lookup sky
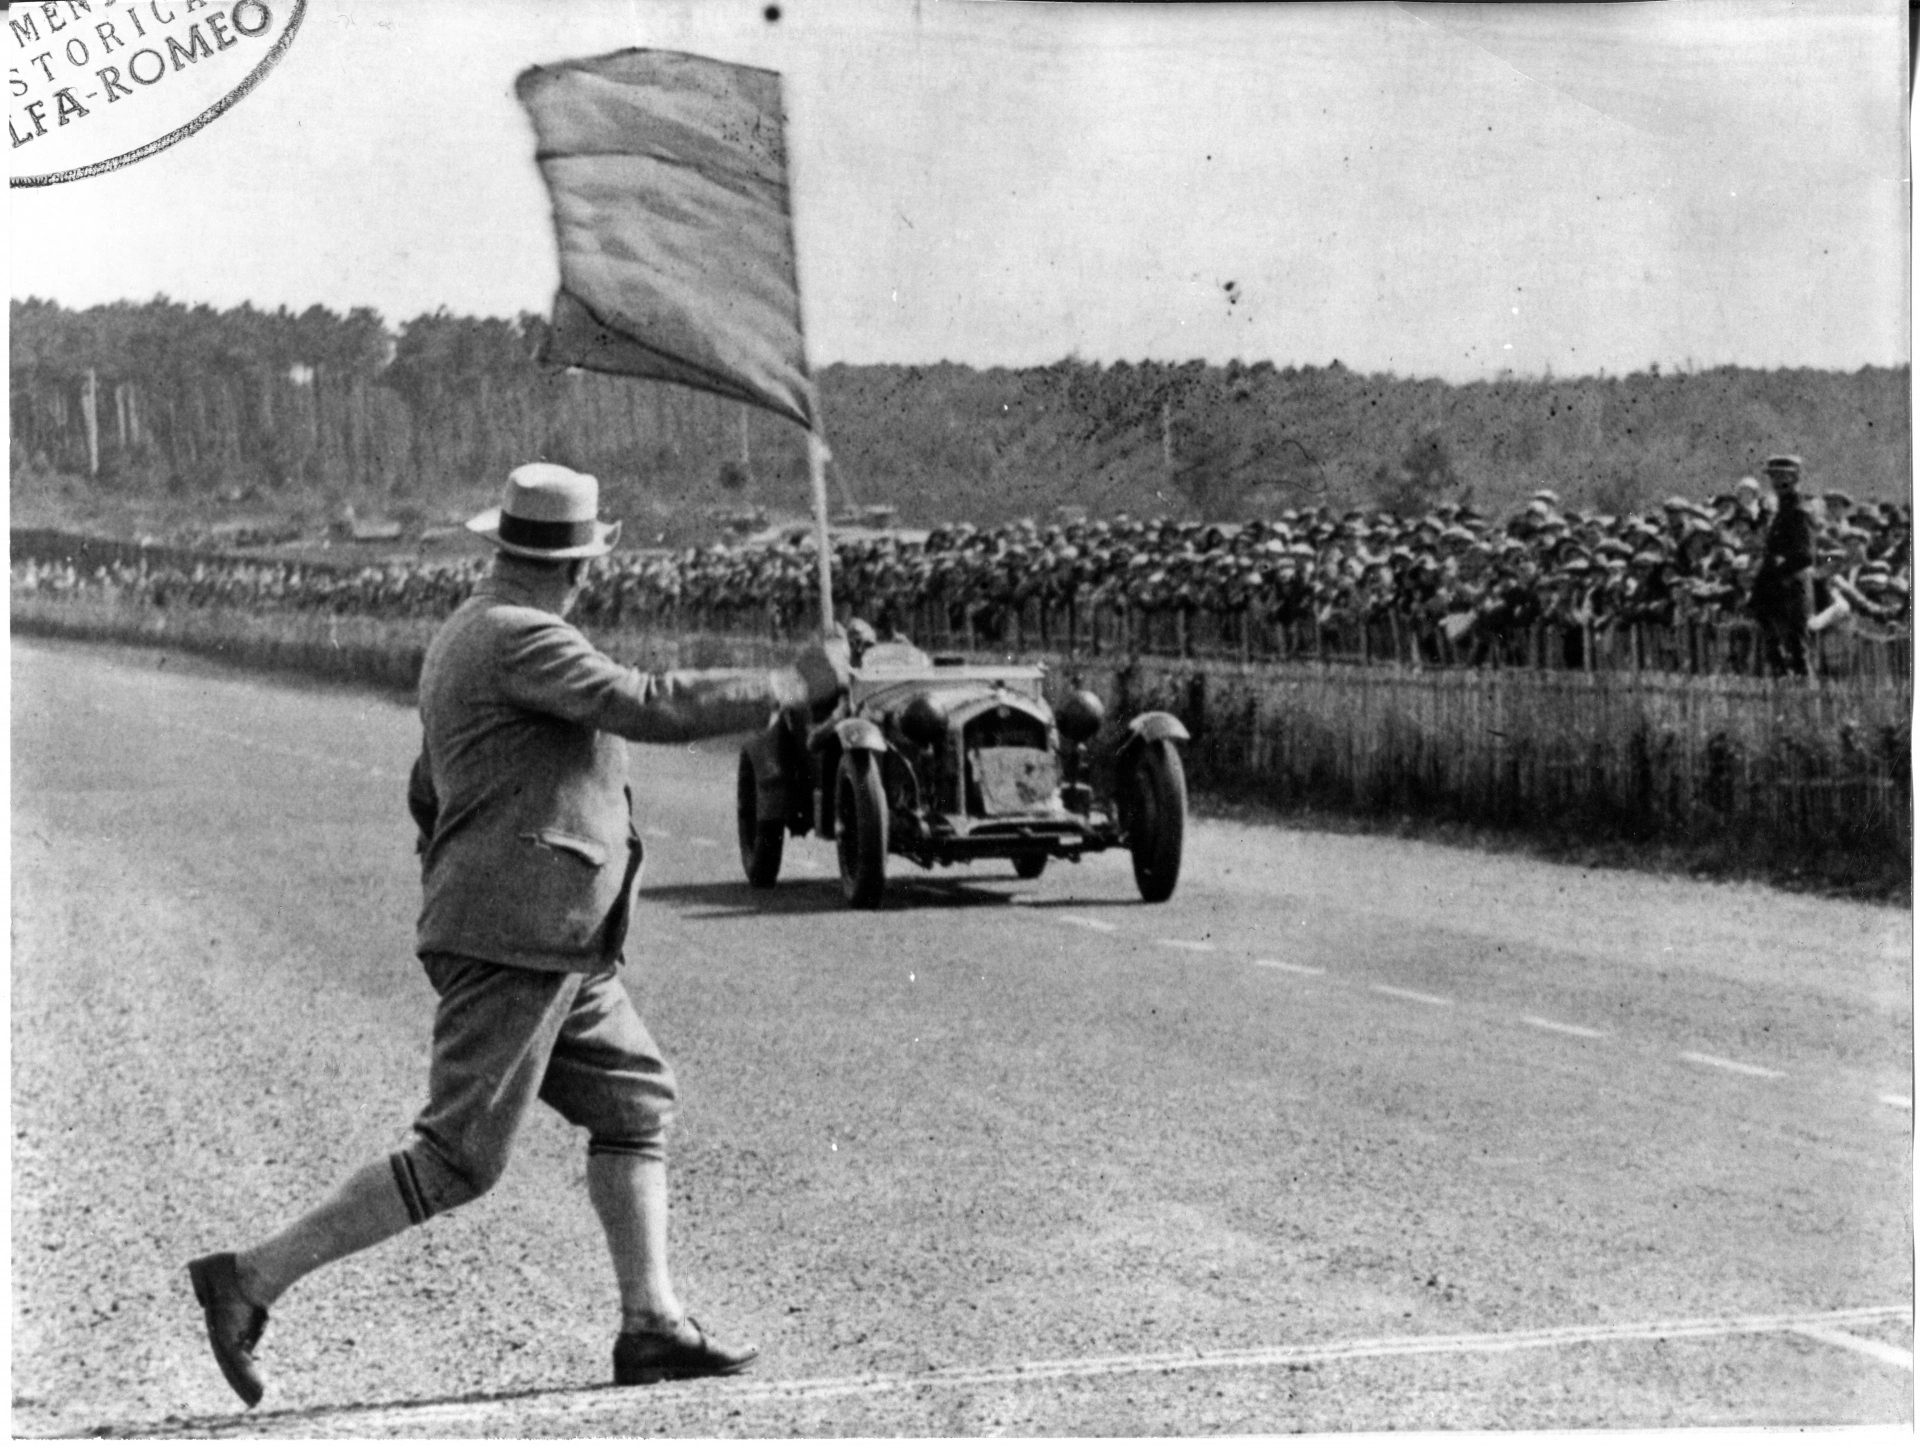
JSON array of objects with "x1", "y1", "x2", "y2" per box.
[{"x1": 7, "y1": 0, "x2": 1911, "y2": 381}]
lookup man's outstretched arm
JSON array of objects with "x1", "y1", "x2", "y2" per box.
[{"x1": 495, "y1": 614, "x2": 849, "y2": 742}]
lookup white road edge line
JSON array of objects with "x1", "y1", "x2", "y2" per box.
[
  {"x1": 1255, "y1": 959, "x2": 1324, "y2": 976},
  {"x1": 173, "y1": 1305, "x2": 1911, "y2": 1435},
  {"x1": 1790, "y1": 1324, "x2": 1915, "y2": 1372},
  {"x1": 1678, "y1": 1050, "x2": 1783, "y2": 1080},
  {"x1": 1056, "y1": 915, "x2": 1118, "y2": 933},
  {"x1": 1520, "y1": 1015, "x2": 1609, "y2": 1040},
  {"x1": 1371, "y1": 984, "x2": 1452, "y2": 1007},
  {"x1": 1157, "y1": 938, "x2": 1216, "y2": 952}
]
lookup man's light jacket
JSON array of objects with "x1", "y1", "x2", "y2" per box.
[{"x1": 408, "y1": 568, "x2": 800, "y2": 973}]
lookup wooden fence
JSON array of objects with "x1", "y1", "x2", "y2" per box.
[{"x1": 636, "y1": 594, "x2": 1912, "y2": 682}]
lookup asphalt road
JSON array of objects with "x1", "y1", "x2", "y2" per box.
[{"x1": 11, "y1": 636, "x2": 1913, "y2": 1437}]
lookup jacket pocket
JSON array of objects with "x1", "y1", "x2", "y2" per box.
[{"x1": 521, "y1": 828, "x2": 609, "y2": 869}]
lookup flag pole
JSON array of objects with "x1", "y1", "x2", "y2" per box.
[{"x1": 808, "y1": 430, "x2": 836, "y2": 635}]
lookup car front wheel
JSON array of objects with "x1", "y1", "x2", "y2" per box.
[
  {"x1": 1122, "y1": 739, "x2": 1186, "y2": 903},
  {"x1": 836, "y1": 751, "x2": 888, "y2": 908},
  {"x1": 737, "y1": 751, "x2": 784, "y2": 888}
]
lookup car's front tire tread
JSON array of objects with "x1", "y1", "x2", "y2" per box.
[
  {"x1": 836, "y1": 752, "x2": 888, "y2": 908},
  {"x1": 1124, "y1": 739, "x2": 1186, "y2": 903},
  {"x1": 737, "y1": 751, "x2": 784, "y2": 888}
]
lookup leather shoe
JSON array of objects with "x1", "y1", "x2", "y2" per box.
[
  {"x1": 187, "y1": 1252, "x2": 268, "y2": 1408},
  {"x1": 613, "y1": 1315, "x2": 757, "y2": 1385}
]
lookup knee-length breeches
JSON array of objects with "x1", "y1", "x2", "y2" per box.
[{"x1": 389, "y1": 953, "x2": 679, "y2": 1224}]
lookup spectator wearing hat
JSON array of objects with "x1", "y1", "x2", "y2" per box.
[
  {"x1": 186, "y1": 464, "x2": 850, "y2": 1407},
  {"x1": 1750, "y1": 454, "x2": 1816, "y2": 675},
  {"x1": 1810, "y1": 541, "x2": 1901, "y2": 635},
  {"x1": 1719, "y1": 476, "x2": 1768, "y2": 556}
]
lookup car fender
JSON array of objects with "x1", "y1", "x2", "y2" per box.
[
  {"x1": 834, "y1": 716, "x2": 889, "y2": 754},
  {"x1": 1118, "y1": 710, "x2": 1189, "y2": 762}
]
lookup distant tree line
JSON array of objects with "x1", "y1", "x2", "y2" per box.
[
  {"x1": 9, "y1": 297, "x2": 800, "y2": 530},
  {"x1": 10, "y1": 297, "x2": 1909, "y2": 533}
]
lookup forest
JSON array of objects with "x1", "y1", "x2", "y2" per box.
[{"x1": 10, "y1": 296, "x2": 1909, "y2": 548}]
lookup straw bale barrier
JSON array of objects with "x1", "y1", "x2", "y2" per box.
[
  {"x1": 12, "y1": 598, "x2": 440, "y2": 694},
  {"x1": 8, "y1": 596, "x2": 797, "y2": 687},
  {"x1": 14, "y1": 595, "x2": 1909, "y2": 875},
  {"x1": 1057, "y1": 654, "x2": 1910, "y2": 868}
]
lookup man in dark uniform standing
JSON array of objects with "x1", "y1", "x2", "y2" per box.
[
  {"x1": 187, "y1": 464, "x2": 849, "y2": 1405},
  {"x1": 1750, "y1": 453, "x2": 1817, "y2": 676}
]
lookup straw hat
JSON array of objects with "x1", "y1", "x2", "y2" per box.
[{"x1": 467, "y1": 463, "x2": 621, "y2": 559}]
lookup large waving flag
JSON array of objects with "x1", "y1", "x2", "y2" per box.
[{"x1": 515, "y1": 49, "x2": 817, "y2": 431}]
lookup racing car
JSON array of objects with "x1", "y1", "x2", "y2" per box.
[{"x1": 735, "y1": 638, "x2": 1189, "y2": 908}]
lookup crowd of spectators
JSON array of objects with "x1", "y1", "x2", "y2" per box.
[{"x1": 14, "y1": 481, "x2": 1911, "y2": 671}]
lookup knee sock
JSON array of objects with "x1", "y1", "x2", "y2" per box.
[
  {"x1": 233, "y1": 1158, "x2": 416, "y2": 1307},
  {"x1": 586, "y1": 1151, "x2": 683, "y2": 1332}
]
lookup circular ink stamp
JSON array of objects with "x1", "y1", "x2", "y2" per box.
[{"x1": 11, "y1": 0, "x2": 305, "y2": 187}]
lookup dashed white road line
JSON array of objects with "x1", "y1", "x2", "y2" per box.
[
  {"x1": 1028, "y1": 910, "x2": 1878, "y2": 1109},
  {"x1": 151, "y1": 1304, "x2": 1912, "y2": 1437},
  {"x1": 1679, "y1": 1051, "x2": 1783, "y2": 1080},
  {"x1": 1255, "y1": 958, "x2": 1324, "y2": 976},
  {"x1": 643, "y1": 827, "x2": 672, "y2": 839},
  {"x1": 688, "y1": 836, "x2": 719, "y2": 848},
  {"x1": 1521, "y1": 1015, "x2": 1609, "y2": 1040},
  {"x1": 1371, "y1": 983, "x2": 1452, "y2": 1007},
  {"x1": 1878, "y1": 1094, "x2": 1912, "y2": 1111},
  {"x1": 1790, "y1": 1323, "x2": 1915, "y2": 1372},
  {"x1": 1056, "y1": 914, "x2": 1117, "y2": 933}
]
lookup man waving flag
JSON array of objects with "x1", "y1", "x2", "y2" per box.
[{"x1": 180, "y1": 55, "x2": 855, "y2": 1412}]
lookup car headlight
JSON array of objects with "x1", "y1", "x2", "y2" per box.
[{"x1": 1056, "y1": 689, "x2": 1106, "y2": 743}]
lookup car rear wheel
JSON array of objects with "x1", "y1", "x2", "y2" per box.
[
  {"x1": 836, "y1": 751, "x2": 888, "y2": 908},
  {"x1": 737, "y1": 751, "x2": 784, "y2": 888},
  {"x1": 1013, "y1": 854, "x2": 1048, "y2": 880},
  {"x1": 1122, "y1": 739, "x2": 1186, "y2": 903}
]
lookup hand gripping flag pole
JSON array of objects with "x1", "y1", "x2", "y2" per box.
[{"x1": 517, "y1": 48, "x2": 838, "y2": 635}]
